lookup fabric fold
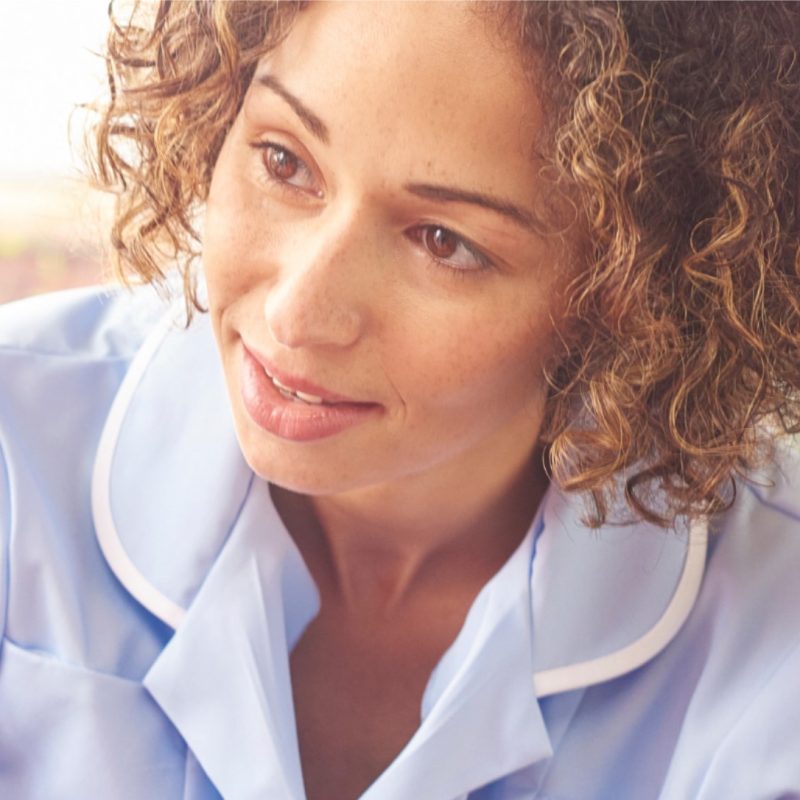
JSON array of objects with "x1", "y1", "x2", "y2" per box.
[{"x1": 143, "y1": 477, "x2": 320, "y2": 800}]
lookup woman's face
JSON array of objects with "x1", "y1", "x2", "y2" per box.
[{"x1": 203, "y1": 1, "x2": 568, "y2": 498}]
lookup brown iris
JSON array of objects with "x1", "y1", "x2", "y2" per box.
[
  {"x1": 266, "y1": 145, "x2": 298, "y2": 181},
  {"x1": 423, "y1": 226, "x2": 459, "y2": 260}
]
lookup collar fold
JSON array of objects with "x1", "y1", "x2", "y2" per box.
[{"x1": 142, "y1": 476, "x2": 319, "y2": 800}]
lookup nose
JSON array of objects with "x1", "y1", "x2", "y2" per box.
[{"x1": 264, "y1": 212, "x2": 372, "y2": 350}]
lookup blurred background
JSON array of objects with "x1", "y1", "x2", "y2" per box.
[{"x1": 0, "y1": 1, "x2": 112, "y2": 304}]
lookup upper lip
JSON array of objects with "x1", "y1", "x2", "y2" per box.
[{"x1": 243, "y1": 343, "x2": 372, "y2": 405}]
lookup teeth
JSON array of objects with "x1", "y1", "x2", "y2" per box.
[
  {"x1": 265, "y1": 368, "x2": 326, "y2": 405},
  {"x1": 295, "y1": 390, "x2": 324, "y2": 405},
  {"x1": 272, "y1": 375, "x2": 293, "y2": 393}
]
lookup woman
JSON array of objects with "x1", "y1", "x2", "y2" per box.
[{"x1": 1, "y1": 2, "x2": 799, "y2": 798}]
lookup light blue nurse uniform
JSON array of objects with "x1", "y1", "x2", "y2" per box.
[{"x1": 0, "y1": 285, "x2": 799, "y2": 799}]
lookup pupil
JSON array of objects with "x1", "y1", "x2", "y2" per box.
[
  {"x1": 269, "y1": 147, "x2": 297, "y2": 180},
  {"x1": 427, "y1": 227, "x2": 457, "y2": 259}
]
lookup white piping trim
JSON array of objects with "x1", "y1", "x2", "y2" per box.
[
  {"x1": 91, "y1": 305, "x2": 187, "y2": 630},
  {"x1": 532, "y1": 517, "x2": 708, "y2": 697}
]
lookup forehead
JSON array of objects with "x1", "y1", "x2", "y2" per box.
[{"x1": 252, "y1": 2, "x2": 542, "y2": 193}]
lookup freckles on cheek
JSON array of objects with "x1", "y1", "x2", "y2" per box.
[
  {"x1": 401, "y1": 323, "x2": 547, "y2": 411},
  {"x1": 206, "y1": 145, "x2": 265, "y2": 253},
  {"x1": 208, "y1": 199, "x2": 260, "y2": 257},
  {"x1": 205, "y1": 205, "x2": 265, "y2": 304}
]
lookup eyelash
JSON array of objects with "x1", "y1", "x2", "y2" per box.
[
  {"x1": 405, "y1": 225, "x2": 494, "y2": 279},
  {"x1": 249, "y1": 139, "x2": 495, "y2": 279},
  {"x1": 250, "y1": 139, "x2": 320, "y2": 198}
]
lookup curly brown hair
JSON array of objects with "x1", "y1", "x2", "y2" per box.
[{"x1": 90, "y1": 0, "x2": 800, "y2": 527}]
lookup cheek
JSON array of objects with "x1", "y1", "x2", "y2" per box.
[
  {"x1": 204, "y1": 165, "x2": 304, "y2": 300},
  {"x1": 202, "y1": 147, "x2": 269, "y2": 311},
  {"x1": 390, "y1": 309, "x2": 551, "y2": 416}
]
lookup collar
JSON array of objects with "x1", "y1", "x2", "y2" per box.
[
  {"x1": 91, "y1": 303, "x2": 707, "y2": 798},
  {"x1": 532, "y1": 489, "x2": 707, "y2": 696}
]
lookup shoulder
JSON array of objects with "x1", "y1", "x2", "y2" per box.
[
  {"x1": 671, "y1": 455, "x2": 800, "y2": 796},
  {"x1": 0, "y1": 282, "x2": 170, "y2": 361},
  {"x1": 704, "y1": 435, "x2": 800, "y2": 626},
  {"x1": 0, "y1": 284, "x2": 174, "y2": 501},
  {"x1": 709, "y1": 436, "x2": 800, "y2": 596},
  {"x1": 0, "y1": 284, "x2": 174, "y2": 644},
  {"x1": 743, "y1": 435, "x2": 800, "y2": 524},
  {"x1": 682, "y1": 436, "x2": 800, "y2": 751},
  {"x1": 0, "y1": 283, "x2": 175, "y2": 466}
]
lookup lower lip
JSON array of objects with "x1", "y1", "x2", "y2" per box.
[{"x1": 239, "y1": 346, "x2": 382, "y2": 442}]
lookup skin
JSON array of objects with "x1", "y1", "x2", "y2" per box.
[{"x1": 202, "y1": 2, "x2": 569, "y2": 797}]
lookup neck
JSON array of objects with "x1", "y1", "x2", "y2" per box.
[{"x1": 272, "y1": 444, "x2": 548, "y2": 614}]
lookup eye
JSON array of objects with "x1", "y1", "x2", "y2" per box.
[
  {"x1": 253, "y1": 141, "x2": 322, "y2": 197},
  {"x1": 267, "y1": 145, "x2": 298, "y2": 180},
  {"x1": 408, "y1": 224, "x2": 492, "y2": 272}
]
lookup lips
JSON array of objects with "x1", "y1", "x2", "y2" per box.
[
  {"x1": 239, "y1": 343, "x2": 382, "y2": 442},
  {"x1": 244, "y1": 344, "x2": 364, "y2": 405}
]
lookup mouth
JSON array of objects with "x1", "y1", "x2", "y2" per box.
[
  {"x1": 265, "y1": 372, "x2": 328, "y2": 406},
  {"x1": 244, "y1": 343, "x2": 366, "y2": 405},
  {"x1": 238, "y1": 342, "x2": 382, "y2": 442}
]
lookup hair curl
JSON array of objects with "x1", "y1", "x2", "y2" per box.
[{"x1": 90, "y1": 0, "x2": 800, "y2": 527}]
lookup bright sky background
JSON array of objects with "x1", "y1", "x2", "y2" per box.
[{"x1": 0, "y1": 1, "x2": 110, "y2": 179}]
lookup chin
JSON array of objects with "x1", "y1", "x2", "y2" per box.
[{"x1": 236, "y1": 436, "x2": 362, "y2": 497}]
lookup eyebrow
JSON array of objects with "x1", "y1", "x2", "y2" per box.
[
  {"x1": 254, "y1": 73, "x2": 330, "y2": 145},
  {"x1": 403, "y1": 182, "x2": 545, "y2": 236},
  {"x1": 254, "y1": 73, "x2": 543, "y2": 236}
]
